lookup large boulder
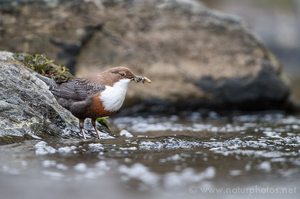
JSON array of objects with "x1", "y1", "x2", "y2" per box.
[
  {"x1": 0, "y1": 0, "x2": 292, "y2": 110},
  {"x1": 0, "y1": 52, "x2": 78, "y2": 142}
]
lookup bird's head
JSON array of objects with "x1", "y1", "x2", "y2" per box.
[{"x1": 106, "y1": 67, "x2": 151, "y2": 84}]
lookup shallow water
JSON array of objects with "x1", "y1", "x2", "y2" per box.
[{"x1": 0, "y1": 112, "x2": 299, "y2": 199}]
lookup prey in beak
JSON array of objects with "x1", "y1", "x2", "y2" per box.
[{"x1": 132, "y1": 75, "x2": 152, "y2": 84}]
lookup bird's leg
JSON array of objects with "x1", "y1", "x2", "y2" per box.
[
  {"x1": 79, "y1": 119, "x2": 87, "y2": 139},
  {"x1": 92, "y1": 120, "x2": 101, "y2": 139}
]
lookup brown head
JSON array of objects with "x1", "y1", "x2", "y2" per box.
[{"x1": 92, "y1": 66, "x2": 151, "y2": 86}]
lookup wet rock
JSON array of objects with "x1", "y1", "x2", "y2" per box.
[
  {"x1": 0, "y1": 51, "x2": 78, "y2": 142},
  {"x1": 0, "y1": 0, "x2": 292, "y2": 111}
]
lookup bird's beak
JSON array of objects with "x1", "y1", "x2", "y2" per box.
[{"x1": 132, "y1": 75, "x2": 152, "y2": 84}]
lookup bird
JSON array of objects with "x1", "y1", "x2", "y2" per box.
[{"x1": 37, "y1": 66, "x2": 151, "y2": 139}]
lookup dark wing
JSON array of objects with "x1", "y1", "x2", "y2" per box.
[{"x1": 51, "y1": 78, "x2": 105, "y2": 101}]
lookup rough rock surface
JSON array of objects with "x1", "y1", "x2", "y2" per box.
[
  {"x1": 0, "y1": 0, "x2": 291, "y2": 110},
  {"x1": 0, "y1": 51, "x2": 78, "y2": 141}
]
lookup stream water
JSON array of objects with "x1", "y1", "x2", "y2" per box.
[{"x1": 0, "y1": 111, "x2": 299, "y2": 199}]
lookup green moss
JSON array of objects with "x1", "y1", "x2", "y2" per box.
[
  {"x1": 266, "y1": 50, "x2": 279, "y2": 66},
  {"x1": 14, "y1": 53, "x2": 74, "y2": 83},
  {"x1": 96, "y1": 117, "x2": 110, "y2": 129}
]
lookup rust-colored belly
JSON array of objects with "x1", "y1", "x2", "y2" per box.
[{"x1": 85, "y1": 94, "x2": 113, "y2": 119}]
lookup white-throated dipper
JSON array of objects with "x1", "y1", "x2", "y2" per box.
[{"x1": 38, "y1": 67, "x2": 151, "y2": 139}]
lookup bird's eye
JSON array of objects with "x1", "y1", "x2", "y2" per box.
[{"x1": 120, "y1": 73, "x2": 125, "y2": 77}]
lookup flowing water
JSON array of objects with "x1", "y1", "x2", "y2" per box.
[{"x1": 0, "y1": 111, "x2": 299, "y2": 199}]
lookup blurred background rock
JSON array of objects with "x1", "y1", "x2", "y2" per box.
[
  {"x1": 0, "y1": 0, "x2": 299, "y2": 111},
  {"x1": 203, "y1": 0, "x2": 300, "y2": 100}
]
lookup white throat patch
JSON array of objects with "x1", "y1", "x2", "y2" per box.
[{"x1": 100, "y1": 79, "x2": 130, "y2": 112}]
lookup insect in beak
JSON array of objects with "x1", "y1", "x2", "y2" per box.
[{"x1": 132, "y1": 75, "x2": 152, "y2": 84}]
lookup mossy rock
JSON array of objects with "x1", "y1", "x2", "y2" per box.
[
  {"x1": 14, "y1": 53, "x2": 74, "y2": 83},
  {"x1": 13, "y1": 52, "x2": 111, "y2": 132}
]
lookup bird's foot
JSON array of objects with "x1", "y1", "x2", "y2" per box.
[
  {"x1": 94, "y1": 129, "x2": 101, "y2": 139},
  {"x1": 92, "y1": 117, "x2": 112, "y2": 139},
  {"x1": 79, "y1": 120, "x2": 87, "y2": 139},
  {"x1": 81, "y1": 129, "x2": 87, "y2": 139}
]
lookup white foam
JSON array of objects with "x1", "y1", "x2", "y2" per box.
[
  {"x1": 95, "y1": 161, "x2": 110, "y2": 171},
  {"x1": 58, "y1": 146, "x2": 77, "y2": 155},
  {"x1": 119, "y1": 163, "x2": 159, "y2": 187},
  {"x1": 42, "y1": 160, "x2": 57, "y2": 168},
  {"x1": 229, "y1": 170, "x2": 242, "y2": 176},
  {"x1": 74, "y1": 163, "x2": 87, "y2": 172},
  {"x1": 257, "y1": 161, "x2": 271, "y2": 172},
  {"x1": 263, "y1": 131, "x2": 281, "y2": 138},
  {"x1": 35, "y1": 141, "x2": 56, "y2": 155},
  {"x1": 88, "y1": 143, "x2": 104, "y2": 152},
  {"x1": 120, "y1": 129, "x2": 133, "y2": 138},
  {"x1": 164, "y1": 167, "x2": 215, "y2": 188}
]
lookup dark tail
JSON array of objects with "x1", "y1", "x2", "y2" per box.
[{"x1": 35, "y1": 73, "x2": 57, "y2": 88}]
